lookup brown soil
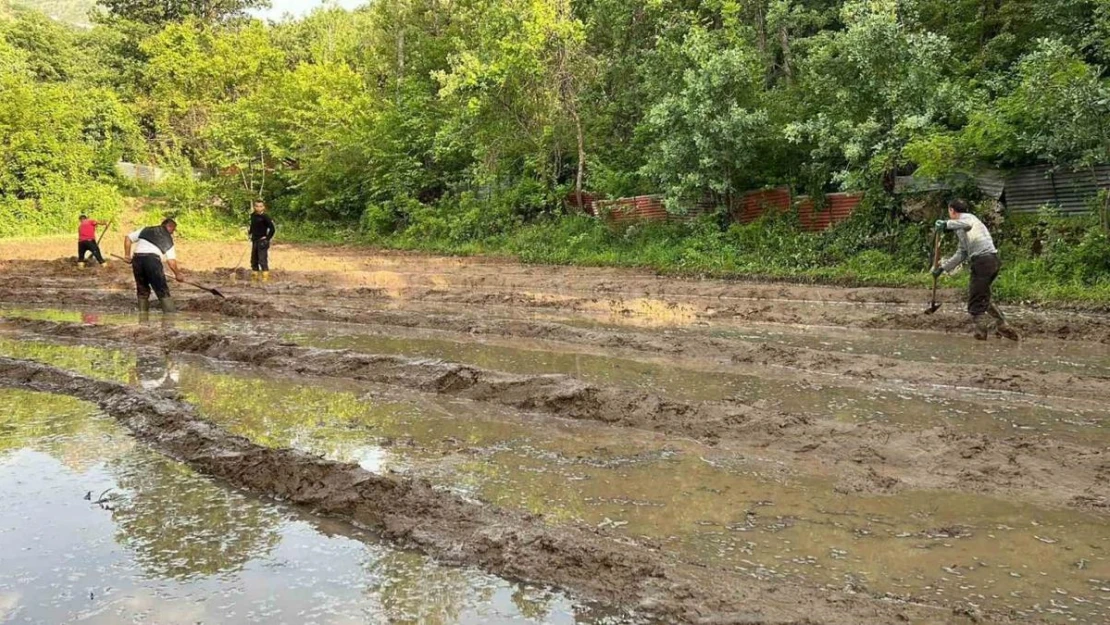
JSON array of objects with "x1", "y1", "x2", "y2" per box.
[
  {"x1": 6, "y1": 317, "x2": 1108, "y2": 512},
  {"x1": 2, "y1": 252, "x2": 1109, "y2": 343},
  {"x1": 0, "y1": 355, "x2": 954, "y2": 625},
  {"x1": 2, "y1": 244, "x2": 1107, "y2": 624}
]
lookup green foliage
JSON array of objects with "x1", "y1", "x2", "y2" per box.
[
  {"x1": 0, "y1": 13, "x2": 136, "y2": 237},
  {"x1": 96, "y1": 0, "x2": 268, "y2": 26},
  {"x1": 639, "y1": 27, "x2": 774, "y2": 205},
  {"x1": 2, "y1": 1, "x2": 1109, "y2": 301}
]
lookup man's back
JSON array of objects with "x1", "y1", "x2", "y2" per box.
[{"x1": 78, "y1": 219, "x2": 97, "y2": 241}]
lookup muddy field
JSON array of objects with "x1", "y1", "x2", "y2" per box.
[{"x1": 1, "y1": 238, "x2": 1109, "y2": 624}]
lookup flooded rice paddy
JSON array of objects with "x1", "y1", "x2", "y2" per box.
[
  {"x1": 2, "y1": 249, "x2": 1109, "y2": 624},
  {"x1": 1, "y1": 335, "x2": 1108, "y2": 623},
  {"x1": 0, "y1": 388, "x2": 642, "y2": 625}
]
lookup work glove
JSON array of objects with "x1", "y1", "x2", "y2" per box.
[
  {"x1": 934, "y1": 220, "x2": 947, "y2": 232},
  {"x1": 931, "y1": 266, "x2": 944, "y2": 278}
]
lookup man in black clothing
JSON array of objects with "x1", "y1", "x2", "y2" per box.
[
  {"x1": 249, "y1": 200, "x2": 276, "y2": 283},
  {"x1": 124, "y1": 218, "x2": 183, "y2": 314}
]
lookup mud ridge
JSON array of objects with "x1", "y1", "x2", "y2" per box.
[
  {"x1": 320, "y1": 305, "x2": 1110, "y2": 400},
  {"x1": 6, "y1": 317, "x2": 1108, "y2": 509},
  {"x1": 0, "y1": 356, "x2": 923, "y2": 625}
]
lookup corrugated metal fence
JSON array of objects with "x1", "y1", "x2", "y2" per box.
[
  {"x1": 594, "y1": 187, "x2": 863, "y2": 232},
  {"x1": 594, "y1": 195, "x2": 714, "y2": 224},
  {"x1": 795, "y1": 194, "x2": 863, "y2": 231},
  {"x1": 1004, "y1": 165, "x2": 1110, "y2": 214},
  {"x1": 732, "y1": 187, "x2": 792, "y2": 223},
  {"x1": 115, "y1": 162, "x2": 168, "y2": 184}
]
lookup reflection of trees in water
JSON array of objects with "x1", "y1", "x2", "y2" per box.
[
  {"x1": 510, "y1": 586, "x2": 558, "y2": 621},
  {"x1": 129, "y1": 352, "x2": 180, "y2": 391},
  {"x1": 365, "y1": 550, "x2": 491, "y2": 625},
  {"x1": 0, "y1": 337, "x2": 134, "y2": 382},
  {"x1": 176, "y1": 365, "x2": 407, "y2": 458},
  {"x1": 108, "y1": 453, "x2": 282, "y2": 580},
  {"x1": 0, "y1": 389, "x2": 128, "y2": 472}
]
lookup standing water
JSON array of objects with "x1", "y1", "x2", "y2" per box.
[{"x1": 0, "y1": 389, "x2": 645, "y2": 625}]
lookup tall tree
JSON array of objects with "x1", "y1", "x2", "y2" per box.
[{"x1": 96, "y1": 0, "x2": 270, "y2": 26}]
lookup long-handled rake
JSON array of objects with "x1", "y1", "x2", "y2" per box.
[
  {"x1": 111, "y1": 254, "x2": 226, "y2": 299},
  {"x1": 925, "y1": 230, "x2": 942, "y2": 315}
]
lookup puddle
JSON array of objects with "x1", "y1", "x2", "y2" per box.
[
  {"x1": 0, "y1": 389, "x2": 645, "y2": 625},
  {"x1": 159, "y1": 358, "x2": 1110, "y2": 622},
  {"x1": 3, "y1": 309, "x2": 1108, "y2": 446},
  {"x1": 3, "y1": 337, "x2": 1110, "y2": 621},
  {"x1": 285, "y1": 328, "x2": 1110, "y2": 445},
  {"x1": 702, "y1": 323, "x2": 1110, "y2": 377}
]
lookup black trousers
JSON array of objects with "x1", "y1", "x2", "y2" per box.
[
  {"x1": 132, "y1": 254, "x2": 170, "y2": 300},
  {"x1": 78, "y1": 240, "x2": 105, "y2": 264},
  {"x1": 251, "y1": 239, "x2": 270, "y2": 271},
  {"x1": 968, "y1": 253, "x2": 1000, "y2": 316}
]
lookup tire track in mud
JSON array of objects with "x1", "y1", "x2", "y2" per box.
[
  {"x1": 177, "y1": 296, "x2": 1110, "y2": 401},
  {"x1": 7, "y1": 275, "x2": 1110, "y2": 397},
  {"x1": 6, "y1": 317, "x2": 1108, "y2": 510},
  {"x1": 0, "y1": 356, "x2": 932, "y2": 625}
]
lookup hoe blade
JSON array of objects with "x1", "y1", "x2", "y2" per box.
[{"x1": 925, "y1": 303, "x2": 942, "y2": 315}]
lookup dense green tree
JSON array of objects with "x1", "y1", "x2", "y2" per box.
[
  {"x1": 4, "y1": 0, "x2": 1110, "y2": 244},
  {"x1": 96, "y1": 0, "x2": 269, "y2": 26}
]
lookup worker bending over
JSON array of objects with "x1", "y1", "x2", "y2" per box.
[
  {"x1": 933, "y1": 199, "x2": 1020, "y2": 341},
  {"x1": 124, "y1": 218, "x2": 183, "y2": 314}
]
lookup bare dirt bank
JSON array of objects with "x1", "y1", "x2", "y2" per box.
[{"x1": 2, "y1": 252, "x2": 1110, "y2": 343}]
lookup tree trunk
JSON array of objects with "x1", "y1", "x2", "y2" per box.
[
  {"x1": 572, "y1": 105, "x2": 586, "y2": 212},
  {"x1": 396, "y1": 26, "x2": 405, "y2": 106},
  {"x1": 779, "y1": 24, "x2": 792, "y2": 82}
]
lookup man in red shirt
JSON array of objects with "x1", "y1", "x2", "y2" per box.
[{"x1": 77, "y1": 215, "x2": 108, "y2": 266}]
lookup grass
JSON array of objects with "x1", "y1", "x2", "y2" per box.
[{"x1": 10, "y1": 184, "x2": 1107, "y2": 306}]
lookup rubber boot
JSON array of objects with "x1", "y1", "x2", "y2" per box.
[
  {"x1": 137, "y1": 297, "x2": 150, "y2": 313},
  {"x1": 972, "y1": 314, "x2": 992, "y2": 341},
  {"x1": 251, "y1": 271, "x2": 261, "y2": 285},
  {"x1": 262, "y1": 271, "x2": 270, "y2": 283},
  {"x1": 988, "y1": 303, "x2": 1021, "y2": 341},
  {"x1": 159, "y1": 297, "x2": 177, "y2": 314},
  {"x1": 77, "y1": 261, "x2": 86, "y2": 269}
]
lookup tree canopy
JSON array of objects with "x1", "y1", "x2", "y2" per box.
[{"x1": 3, "y1": 0, "x2": 1110, "y2": 227}]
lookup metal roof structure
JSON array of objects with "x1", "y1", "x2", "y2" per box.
[
  {"x1": 1003, "y1": 164, "x2": 1110, "y2": 214},
  {"x1": 896, "y1": 165, "x2": 1109, "y2": 214}
]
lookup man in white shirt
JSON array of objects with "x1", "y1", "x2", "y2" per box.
[
  {"x1": 124, "y1": 218, "x2": 184, "y2": 314},
  {"x1": 932, "y1": 199, "x2": 1020, "y2": 341}
]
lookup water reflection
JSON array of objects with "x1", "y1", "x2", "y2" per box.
[
  {"x1": 295, "y1": 329, "x2": 1110, "y2": 445},
  {"x1": 4, "y1": 337, "x2": 1110, "y2": 622},
  {"x1": 0, "y1": 389, "x2": 644, "y2": 624},
  {"x1": 168, "y1": 364, "x2": 1110, "y2": 623}
]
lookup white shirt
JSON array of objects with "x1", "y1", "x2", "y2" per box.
[{"x1": 128, "y1": 229, "x2": 176, "y2": 260}]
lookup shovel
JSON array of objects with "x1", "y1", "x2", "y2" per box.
[
  {"x1": 111, "y1": 254, "x2": 226, "y2": 299},
  {"x1": 925, "y1": 230, "x2": 942, "y2": 315},
  {"x1": 96, "y1": 220, "x2": 112, "y2": 247}
]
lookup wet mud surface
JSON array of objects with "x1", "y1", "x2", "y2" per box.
[
  {"x1": 0, "y1": 389, "x2": 624, "y2": 625},
  {"x1": 3, "y1": 334, "x2": 1109, "y2": 624},
  {"x1": 4, "y1": 317, "x2": 1107, "y2": 511},
  {"x1": 3, "y1": 247, "x2": 1110, "y2": 624},
  {"x1": 0, "y1": 357, "x2": 958, "y2": 625}
]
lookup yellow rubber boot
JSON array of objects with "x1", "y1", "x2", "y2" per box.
[
  {"x1": 251, "y1": 271, "x2": 261, "y2": 285},
  {"x1": 262, "y1": 271, "x2": 270, "y2": 283}
]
